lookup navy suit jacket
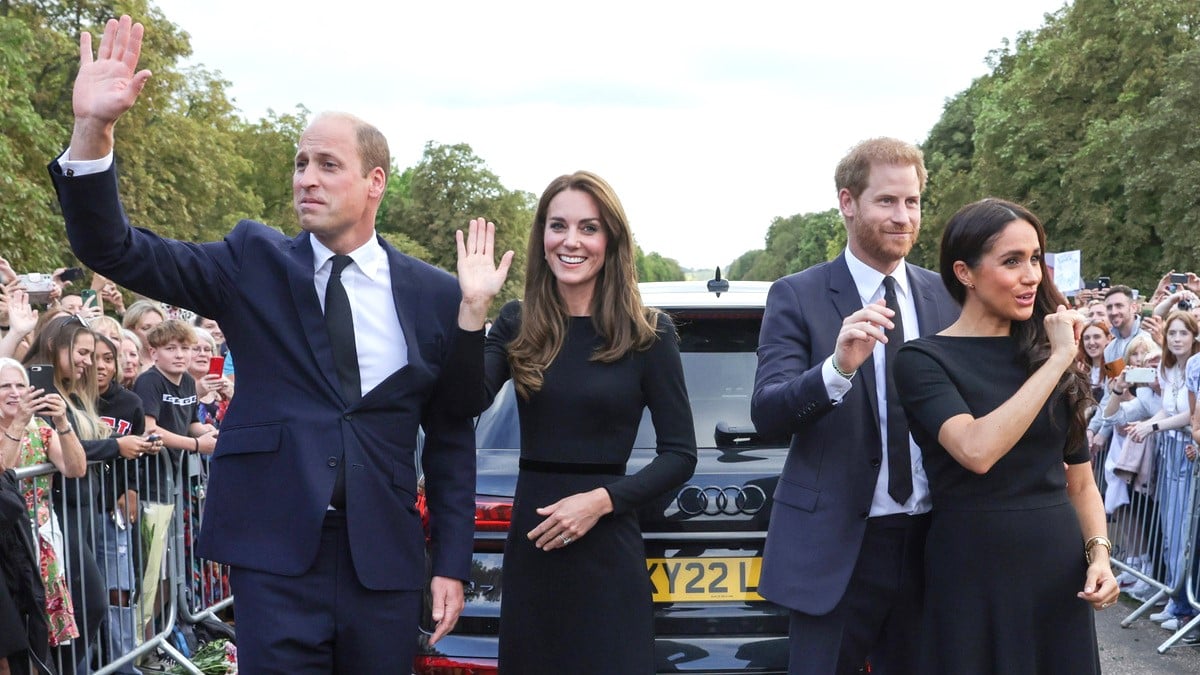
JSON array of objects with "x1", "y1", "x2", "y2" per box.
[
  {"x1": 49, "y1": 161, "x2": 476, "y2": 591},
  {"x1": 751, "y1": 253, "x2": 957, "y2": 615}
]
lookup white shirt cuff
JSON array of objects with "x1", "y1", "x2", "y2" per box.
[
  {"x1": 822, "y1": 356, "x2": 853, "y2": 402},
  {"x1": 58, "y1": 148, "x2": 114, "y2": 177}
]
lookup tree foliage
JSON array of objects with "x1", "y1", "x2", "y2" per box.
[
  {"x1": 727, "y1": 209, "x2": 843, "y2": 281},
  {"x1": 920, "y1": 0, "x2": 1200, "y2": 291},
  {"x1": 635, "y1": 248, "x2": 685, "y2": 282},
  {"x1": 382, "y1": 141, "x2": 534, "y2": 304},
  {"x1": 728, "y1": 0, "x2": 1200, "y2": 292}
]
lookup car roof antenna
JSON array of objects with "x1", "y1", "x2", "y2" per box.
[{"x1": 707, "y1": 267, "x2": 730, "y2": 297}]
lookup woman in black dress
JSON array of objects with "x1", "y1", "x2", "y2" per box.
[
  {"x1": 893, "y1": 198, "x2": 1119, "y2": 673},
  {"x1": 456, "y1": 171, "x2": 697, "y2": 673}
]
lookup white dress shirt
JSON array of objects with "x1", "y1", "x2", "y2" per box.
[
  {"x1": 310, "y1": 236, "x2": 407, "y2": 396},
  {"x1": 822, "y1": 248, "x2": 931, "y2": 517}
]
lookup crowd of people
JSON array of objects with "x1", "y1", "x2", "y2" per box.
[
  {"x1": 1077, "y1": 277, "x2": 1200, "y2": 639},
  {"x1": 0, "y1": 268, "x2": 234, "y2": 674}
]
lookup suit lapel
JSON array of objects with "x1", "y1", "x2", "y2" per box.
[
  {"x1": 828, "y1": 254, "x2": 880, "y2": 428},
  {"x1": 908, "y1": 268, "x2": 944, "y2": 337},
  {"x1": 284, "y1": 232, "x2": 345, "y2": 401},
  {"x1": 381, "y1": 237, "x2": 422, "y2": 370}
]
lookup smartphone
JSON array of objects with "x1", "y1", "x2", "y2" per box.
[
  {"x1": 1170, "y1": 272, "x2": 1188, "y2": 284},
  {"x1": 1103, "y1": 358, "x2": 1125, "y2": 380},
  {"x1": 1097, "y1": 276, "x2": 1111, "y2": 289},
  {"x1": 58, "y1": 267, "x2": 85, "y2": 283},
  {"x1": 208, "y1": 356, "x2": 225, "y2": 376},
  {"x1": 27, "y1": 363, "x2": 56, "y2": 394},
  {"x1": 1125, "y1": 367, "x2": 1157, "y2": 384},
  {"x1": 80, "y1": 288, "x2": 98, "y2": 307}
]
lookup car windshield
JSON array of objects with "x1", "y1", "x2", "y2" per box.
[{"x1": 475, "y1": 310, "x2": 773, "y2": 450}]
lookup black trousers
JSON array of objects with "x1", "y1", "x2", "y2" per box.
[
  {"x1": 229, "y1": 510, "x2": 422, "y2": 674},
  {"x1": 787, "y1": 513, "x2": 929, "y2": 675}
]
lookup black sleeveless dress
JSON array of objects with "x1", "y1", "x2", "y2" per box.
[
  {"x1": 484, "y1": 301, "x2": 696, "y2": 674},
  {"x1": 894, "y1": 335, "x2": 1100, "y2": 674}
]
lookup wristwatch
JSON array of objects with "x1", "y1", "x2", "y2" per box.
[{"x1": 1152, "y1": 422, "x2": 1160, "y2": 432}]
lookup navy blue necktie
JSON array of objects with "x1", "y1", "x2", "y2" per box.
[
  {"x1": 883, "y1": 276, "x2": 913, "y2": 504},
  {"x1": 325, "y1": 254, "x2": 359, "y2": 508}
]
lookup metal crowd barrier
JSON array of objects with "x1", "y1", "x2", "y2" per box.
[
  {"x1": 11, "y1": 443, "x2": 235, "y2": 675},
  {"x1": 1094, "y1": 428, "x2": 1200, "y2": 653}
]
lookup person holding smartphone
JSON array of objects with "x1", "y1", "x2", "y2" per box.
[
  {"x1": 188, "y1": 328, "x2": 233, "y2": 427},
  {"x1": 0, "y1": 356, "x2": 88, "y2": 652},
  {"x1": 22, "y1": 315, "x2": 159, "y2": 671}
]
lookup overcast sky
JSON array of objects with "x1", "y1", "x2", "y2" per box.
[{"x1": 151, "y1": 0, "x2": 1068, "y2": 270}]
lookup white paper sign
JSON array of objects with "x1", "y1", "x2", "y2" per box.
[{"x1": 1047, "y1": 250, "x2": 1082, "y2": 295}]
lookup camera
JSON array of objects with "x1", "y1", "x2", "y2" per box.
[
  {"x1": 1179, "y1": 298, "x2": 1193, "y2": 311},
  {"x1": 16, "y1": 273, "x2": 55, "y2": 305},
  {"x1": 1097, "y1": 276, "x2": 1111, "y2": 289},
  {"x1": 1169, "y1": 272, "x2": 1188, "y2": 284}
]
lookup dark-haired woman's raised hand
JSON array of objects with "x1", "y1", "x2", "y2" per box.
[{"x1": 1045, "y1": 305, "x2": 1085, "y2": 369}]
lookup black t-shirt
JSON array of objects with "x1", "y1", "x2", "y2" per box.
[
  {"x1": 133, "y1": 367, "x2": 198, "y2": 501},
  {"x1": 99, "y1": 380, "x2": 146, "y2": 438},
  {"x1": 98, "y1": 381, "x2": 147, "y2": 501},
  {"x1": 134, "y1": 367, "x2": 198, "y2": 438}
]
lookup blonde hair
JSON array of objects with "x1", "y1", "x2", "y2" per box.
[{"x1": 0, "y1": 359, "x2": 34, "y2": 433}]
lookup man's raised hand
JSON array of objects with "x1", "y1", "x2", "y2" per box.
[{"x1": 70, "y1": 15, "x2": 153, "y2": 160}]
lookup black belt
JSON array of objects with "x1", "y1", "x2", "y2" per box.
[
  {"x1": 868, "y1": 512, "x2": 930, "y2": 529},
  {"x1": 519, "y1": 458, "x2": 626, "y2": 476}
]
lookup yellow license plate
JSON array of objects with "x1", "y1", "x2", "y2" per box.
[{"x1": 646, "y1": 556, "x2": 763, "y2": 602}]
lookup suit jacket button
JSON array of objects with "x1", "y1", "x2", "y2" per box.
[
  {"x1": 327, "y1": 457, "x2": 338, "y2": 467},
  {"x1": 343, "y1": 413, "x2": 352, "y2": 421},
  {"x1": 870, "y1": 458, "x2": 881, "y2": 468},
  {"x1": 860, "y1": 511, "x2": 869, "y2": 520}
]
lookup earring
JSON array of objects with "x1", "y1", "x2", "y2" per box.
[{"x1": 967, "y1": 283, "x2": 976, "y2": 290}]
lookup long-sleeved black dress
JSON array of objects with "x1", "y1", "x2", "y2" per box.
[
  {"x1": 894, "y1": 335, "x2": 1100, "y2": 674},
  {"x1": 485, "y1": 301, "x2": 697, "y2": 674}
]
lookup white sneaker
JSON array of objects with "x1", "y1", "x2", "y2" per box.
[
  {"x1": 1128, "y1": 580, "x2": 1154, "y2": 601},
  {"x1": 1149, "y1": 610, "x2": 1174, "y2": 622},
  {"x1": 1161, "y1": 617, "x2": 1188, "y2": 631}
]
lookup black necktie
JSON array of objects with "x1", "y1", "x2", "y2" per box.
[
  {"x1": 325, "y1": 254, "x2": 359, "y2": 508},
  {"x1": 883, "y1": 276, "x2": 913, "y2": 504}
]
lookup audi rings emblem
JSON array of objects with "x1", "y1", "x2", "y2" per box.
[{"x1": 677, "y1": 485, "x2": 766, "y2": 516}]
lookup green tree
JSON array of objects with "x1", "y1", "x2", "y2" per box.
[
  {"x1": 727, "y1": 250, "x2": 764, "y2": 281},
  {"x1": 233, "y1": 105, "x2": 310, "y2": 230},
  {"x1": 635, "y1": 249, "x2": 685, "y2": 282},
  {"x1": 388, "y1": 142, "x2": 533, "y2": 303},
  {"x1": 0, "y1": 15, "x2": 69, "y2": 271},
  {"x1": 921, "y1": 0, "x2": 1200, "y2": 292},
  {"x1": 730, "y1": 209, "x2": 843, "y2": 281}
]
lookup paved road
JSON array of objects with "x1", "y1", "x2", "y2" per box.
[{"x1": 1098, "y1": 596, "x2": 1200, "y2": 674}]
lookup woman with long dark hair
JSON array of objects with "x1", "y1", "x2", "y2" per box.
[
  {"x1": 457, "y1": 171, "x2": 697, "y2": 673},
  {"x1": 894, "y1": 198, "x2": 1116, "y2": 673}
]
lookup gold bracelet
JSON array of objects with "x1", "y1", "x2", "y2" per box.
[{"x1": 1084, "y1": 535, "x2": 1112, "y2": 565}]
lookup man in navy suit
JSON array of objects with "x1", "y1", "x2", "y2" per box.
[
  {"x1": 48, "y1": 16, "x2": 502, "y2": 674},
  {"x1": 752, "y1": 138, "x2": 958, "y2": 674}
]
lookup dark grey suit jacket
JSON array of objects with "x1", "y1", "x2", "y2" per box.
[{"x1": 751, "y1": 253, "x2": 957, "y2": 614}]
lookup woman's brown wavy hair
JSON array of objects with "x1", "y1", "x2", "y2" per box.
[{"x1": 508, "y1": 171, "x2": 660, "y2": 399}]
